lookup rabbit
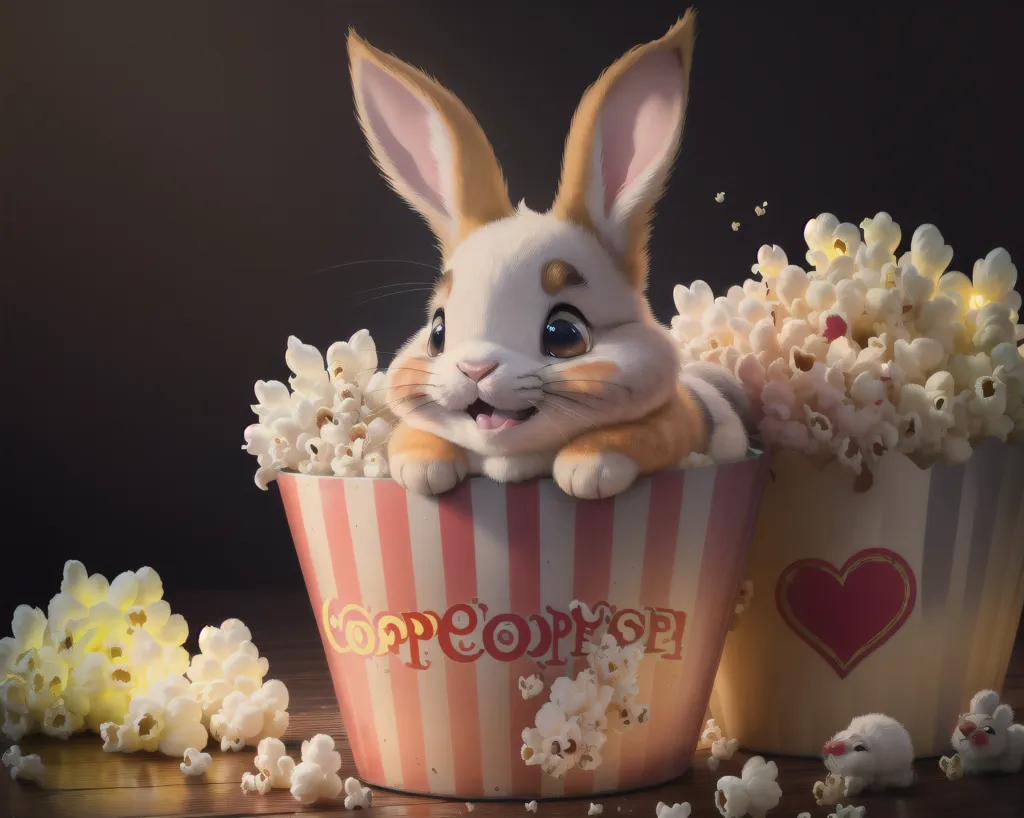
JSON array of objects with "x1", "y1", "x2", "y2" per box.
[
  {"x1": 939, "y1": 689, "x2": 1024, "y2": 777},
  {"x1": 346, "y1": 11, "x2": 751, "y2": 498},
  {"x1": 821, "y1": 713, "x2": 915, "y2": 796}
]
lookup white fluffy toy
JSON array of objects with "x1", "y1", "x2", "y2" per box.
[
  {"x1": 939, "y1": 689, "x2": 1024, "y2": 778},
  {"x1": 821, "y1": 713, "x2": 914, "y2": 795}
]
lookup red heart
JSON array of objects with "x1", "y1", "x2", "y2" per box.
[{"x1": 775, "y1": 548, "x2": 917, "y2": 679}]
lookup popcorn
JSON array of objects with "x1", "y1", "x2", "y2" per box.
[
  {"x1": 526, "y1": 801, "x2": 539, "y2": 812},
  {"x1": 344, "y1": 776, "x2": 374, "y2": 809},
  {"x1": 290, "y1": 734, "x2": 343, "y2": 805},
  {"x1": 672, "y1": 213, "x2": 1024, "y2": 486},
  {"x1": 754, "y1": 206, "x2": 766, "y2": 217},
  {"x1": 707, "y1": 737, "x2": 739, "y2": 771},
  {"x1": 702, "y1": 718, "x2": 724, "y2": 745},
  {"x1": 813, "y1": 773, "x2": 848, "y2": 806},
  {"x1": 656, "y1": 803, "x2": 692, "y2": 818},
  {"x1": 519, "y1": 674, "x2": 544, "y2": 700},
  {"x1": 830, "y1": 806, "x2": 867, "y2": 818},
  {"x1": 716, "y1": 192, "x2": 726, "y2": 203},
  {"x1": 100, "y1": 674, "x2": 208, "y2": 757},
  {"x1": 732, "y1": 222, "x2": 741, "y2": 232},
  {"x1": 589, "y1": 804, "x2": 605, "y2": 816},
  {"x1": 244, "y1": 332, "x2": 396, "y2": 488},
  {"x1": 714, "y1": 756, "x2": 782, "y2": 818},
  {"x1": 209, "y1": 679, "x2": 289, "y2": 752},
  {"x1": 241, "y1": 771, "x2": 273, "y2": 795},
  {"x1": 466, "y1": 804, "x2": 476, "y2": 812},
  {"x1": 2, "y1": 745, "x2": 45, "y2": 783},
  {"x1": 180, "y1": 747, "x2": 212, "y2": 776},
  {"x1": 187, "y1": 619, "x2": 270, "y2": 723},
  {"x1": 255, "y1": 736, "x2": 295, "y2": 788},
  {"x1": 798, "y1": 815, "x2": 811, "y2": 818}
]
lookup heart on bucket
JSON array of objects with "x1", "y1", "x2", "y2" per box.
[{"x1": 775, "y1": 548, "x2": 917, "y2": 679}]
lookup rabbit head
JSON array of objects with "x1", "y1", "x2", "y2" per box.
[
  {"x1": 347, "y1": 13, "x2": 697, "y2": 457},
  {"x1": 953, "y1": 690, "x2": 1016, "y2": 760}
]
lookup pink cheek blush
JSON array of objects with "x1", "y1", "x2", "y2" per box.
[{"x1": 970, "y1": 732, "x2": 989, "y2": 747}]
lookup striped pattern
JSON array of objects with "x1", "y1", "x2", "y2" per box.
[
  {"x1": 277, "y1": 454, "x2": 769, "y2": 799},
  {"x1": 710, "y1": 440, "x2": 1024, "y2": 758}
]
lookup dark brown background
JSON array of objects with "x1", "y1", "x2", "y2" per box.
[{"x1": 1, "y1": 1, "x2": 1021, "y2": 623}]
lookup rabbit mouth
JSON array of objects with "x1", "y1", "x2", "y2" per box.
[{"x1": 466, "y1": 399, "x2": 538, "y2": 431}]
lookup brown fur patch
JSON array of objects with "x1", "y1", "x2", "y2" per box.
[
  {"x1": 556, "y1": 382, "x2": 707, "y2": 474},
  {"x1": 388, "y1": 423, "x2": 467, "y2": 465},
  {"x1": 541, "y1": 260, "x2": 586, "y2": 295},
  {"x1": 550, "y1": 11, "x2": 697, "y2": 290},
  {"x1": 546, "y1": 361, "x2": 623, "y2": 399},
  {"x1": 348, "y1": 31, "x2": 514, "y2": 258},
  {"x1": 387, "y1": 358, "x2": 433, "y2": 403}
]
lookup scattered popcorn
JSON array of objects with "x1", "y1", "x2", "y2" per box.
[
  {"x1": 829, "y1": 806, "x2": 866, "y2": 818},
  {"x1": 100, "y1": 674, "x2": 208, "y2": 757},
  {"x1": 466, "y1": 804, "x2": 476, "y2": 812},
  {"x1": 716, "y1": 192, "x2": 726, "y2": 203},
  {"x1": 344, "y1": 776, "x2": 374, "y2": 809},
  {"x1": 0, "y1": 561, "x2": 189, "y2": 745},
  {"x1": 209, "y1": 678, "x2": 289, "y2": 752},
  {"x1": 241, "y1": 771, "x2": 273, "y2": 795},
  {"x1": 519, "y1": 674, "x2": 544, "y2": 700},
  {"x1": 708, "y1": 737, "x2": 739, "y2": 771},
  {"x1": 714, "y1": 756, "x2": 782, "y2": 818},
  {"x1": 526, "y1": 801, "x2": 539, "y2": 812},
  {"x1": 938, "y1": 753, "x2": 963, "y2": 781},
  {"x1": 813, "y1": 774, "x2": 848, "y2": 806},
  {"x1": 2, "y1": 745, "x2": 44, "y2": 784},
  {"x1": 702, "y1": 718, "x2": 724, "y2": 745},
  {"x1": 672, "y1": 213, "x2": 1024, "y2": 487},
  {"x1": 290, "y1": 734, "x2": 343, "y2": 805},
  {"x1": 732, "y1": 222, "x2": 741, "y2": 232},
  {"x1": 243, "y1": 332, "x2": 396, "y2": 488},
  {"x1": 755, "y1": 206, "x2": 766, "y2": 217},
  {"x1": 180, "y1": 747, "x2": 212, "y2": 776},
  {"x1": 255, "y1": 736, "x2": 296, "y2": 788},
  {"x1": 656, "y1": 803, "x2": 692, "y2": 818},
  {"x1": 589, "y1": 804, "x2": 605, "y2": 816}
]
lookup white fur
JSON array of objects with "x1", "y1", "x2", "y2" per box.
[
  {"x1": 553, "y1": 451, "x2": 640, "y2": 500},
  {"x1": 946, "y1": 689, "x2": 1024, "y2": 775},
  {"x1": 823, "y1": 714, "x2": 915, "y2": 795}
]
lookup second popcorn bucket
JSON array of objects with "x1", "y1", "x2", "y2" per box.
[{"x1": 275, "y1": 453, "x2": 769, "y2": 800}]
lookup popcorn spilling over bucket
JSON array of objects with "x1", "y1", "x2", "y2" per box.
[
  {"x1": 276, "y1": 454, "x2": 768, "y2": 799},
  {"x1": 710, "y1": 440, "x2": 1024, "y2": 758}
]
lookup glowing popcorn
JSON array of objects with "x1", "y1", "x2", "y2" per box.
[
  {"x1": 209, "y1": 679, "x2": 289, "y2": 752},
  {"x1": 100, "y1": 674, "x2": 208, "y2": 757},
  {"x1": 656, "y1": 802, "x2": 692, "y2": 818},
  {"x1": 519, "y1": 674, "x2": 544, "y2": 700},
  {"x1": 255, "y1": 736, "x2": 296, "y2": 788},
  {"x1": 714, "y1": 756, "x2": 782, "y2": 818},
  {"x1": 671, "y1": 213, "x2": 1024, "y2": 487},
  {"x1": 180, "y1": 747, "x2": 212, "y2": 776},
  {"x1": 243, "y1": 332, "x2": 396, "y2": 488},
  {"x1": 344, "y1": 776, "x2": 374, "y2": 809},
  {"x1": 290, "y1": 734, "x2": 344, "y2": 805},
  {"x1": 2, "y1": 745, "x2": 44, "y2": 783}
]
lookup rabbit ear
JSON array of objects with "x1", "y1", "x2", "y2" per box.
[
  {"x1": 970, "y1": 690, "x2": 1000, "y2": 716},
  {"x1": 348, "y1": 30, "x2": 513, "y2": 256},
  {"x1": 993, "y1": 704, "x2": 1015, "y2": 728},
  {"x1": 552, "y1": 10, "x2": 697, "y2": 289}
]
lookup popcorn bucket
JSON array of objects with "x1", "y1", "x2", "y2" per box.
[
  {"x1": 710, "y1": 439, "x2": 1024, "y2": 758},
  {"x1": 275, "y1": 453, "x2": 768, "y2": 799}
]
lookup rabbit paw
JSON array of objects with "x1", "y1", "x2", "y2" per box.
[
  {"x1": 939, "y1": 754, "x2": 963, "y2": 780},
  {"x1": 391, "y1": 456, "x2": 467, "y2": 496},
  {"x1": 553, "y1": 451, "x2": 639, "y2": 499}
]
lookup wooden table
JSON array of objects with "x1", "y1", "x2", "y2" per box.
[{"x1": 3, "y1": 590, "x2": 1022, "y2": 818}]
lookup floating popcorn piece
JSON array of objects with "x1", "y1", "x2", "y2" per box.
[
  {"x1": 829, "y1": 806, "x2": 867, "y2": 818},
  {"x1": 241, "y1": 770, "x2": 273, "y2": 796},
  {"x1": 812, "y1": 773, "x2": 848, "y2": 806},
  {"x1": 656, "y1": 803, "x2": 692, "y2": 818},
  {"x1": 526, "y1": 800, "x2": 539, "y2": 812},
  {"x1": 755, "y1": 206, "x2": 766, "y2": 217},
  {"x1": 2, "y1": 745, "x2": 45, "y2": 784},
  {"x1": 589, "y1": 804, "x2": 604, "y2": 816},
  {"x1": 255, "y1": 736, "x2": 296, "y2": 788},
  {"x1": 731, "y1": 222, "x2": 741, "y2": 232},
  {"x1": 519, "y1": 674, "x2": 544, "y2": 700},
  {"x1": 180, "y1": 747, "x2": 212, "y2": 777},
  {"x1": 344, "y1": 776, "x2": 374, "y2": 809},
  {"x1": 716, "y1": 192, "x2": 726, "y2": 203},
  {"x1": 714, "y1": 756, "x2": 782, "y2": 818}
]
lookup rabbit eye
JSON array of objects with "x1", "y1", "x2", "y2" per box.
[
  {"x1": 983, "y1": 726, "x2": 996, "y2": 735},
  {"x1": 428, "y1": 309, "x2": 445, "y2": 357},
  {"x1": 543, "y1": 306, "x2": 591, "y2": 359},
  {"x1": 852, "y1": 744, "x2": 867, "y2": 752}
]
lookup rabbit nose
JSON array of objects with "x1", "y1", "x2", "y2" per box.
[
  {"x1": 458, "y1": 361, "x2": 498, "y2": 382},
  {"x1": 958, "y1": 720, "x2": 976, "y2": 736},
  {"x1": 823, "y1": 741, "x2": 846, "y2": 757}
]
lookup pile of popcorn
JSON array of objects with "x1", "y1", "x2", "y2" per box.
[
  {"x1": 520, "y1": 608, "x2": 650, "y2": 778},
  {"x1": 0, "y1": 561, "x2": 289, "y2": 761},
  {"x1": 243, "y1": 331, "x2": 395, "y2": 489},
  {"x1": 673, "y1": 213, "x2": 1023, "y2": 485}
]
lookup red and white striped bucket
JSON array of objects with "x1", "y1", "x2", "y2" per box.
[{"x1": 277, "y1": 454, "x2": 769, "y2": 799}]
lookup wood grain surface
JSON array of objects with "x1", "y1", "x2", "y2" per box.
[{"x1": 3, "y1": 591, "x2": 1022, "y2": 818}]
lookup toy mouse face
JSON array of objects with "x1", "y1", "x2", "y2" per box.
[
  {"x1": 347, "y1": 14, "x2": 696, "y2": 458},
  {"x1": 823, "y1": 731, "x2": 876, "y2": 779},
  {"x1": 953, "y1": 708, "x2": 1013, "y2": 759}
]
